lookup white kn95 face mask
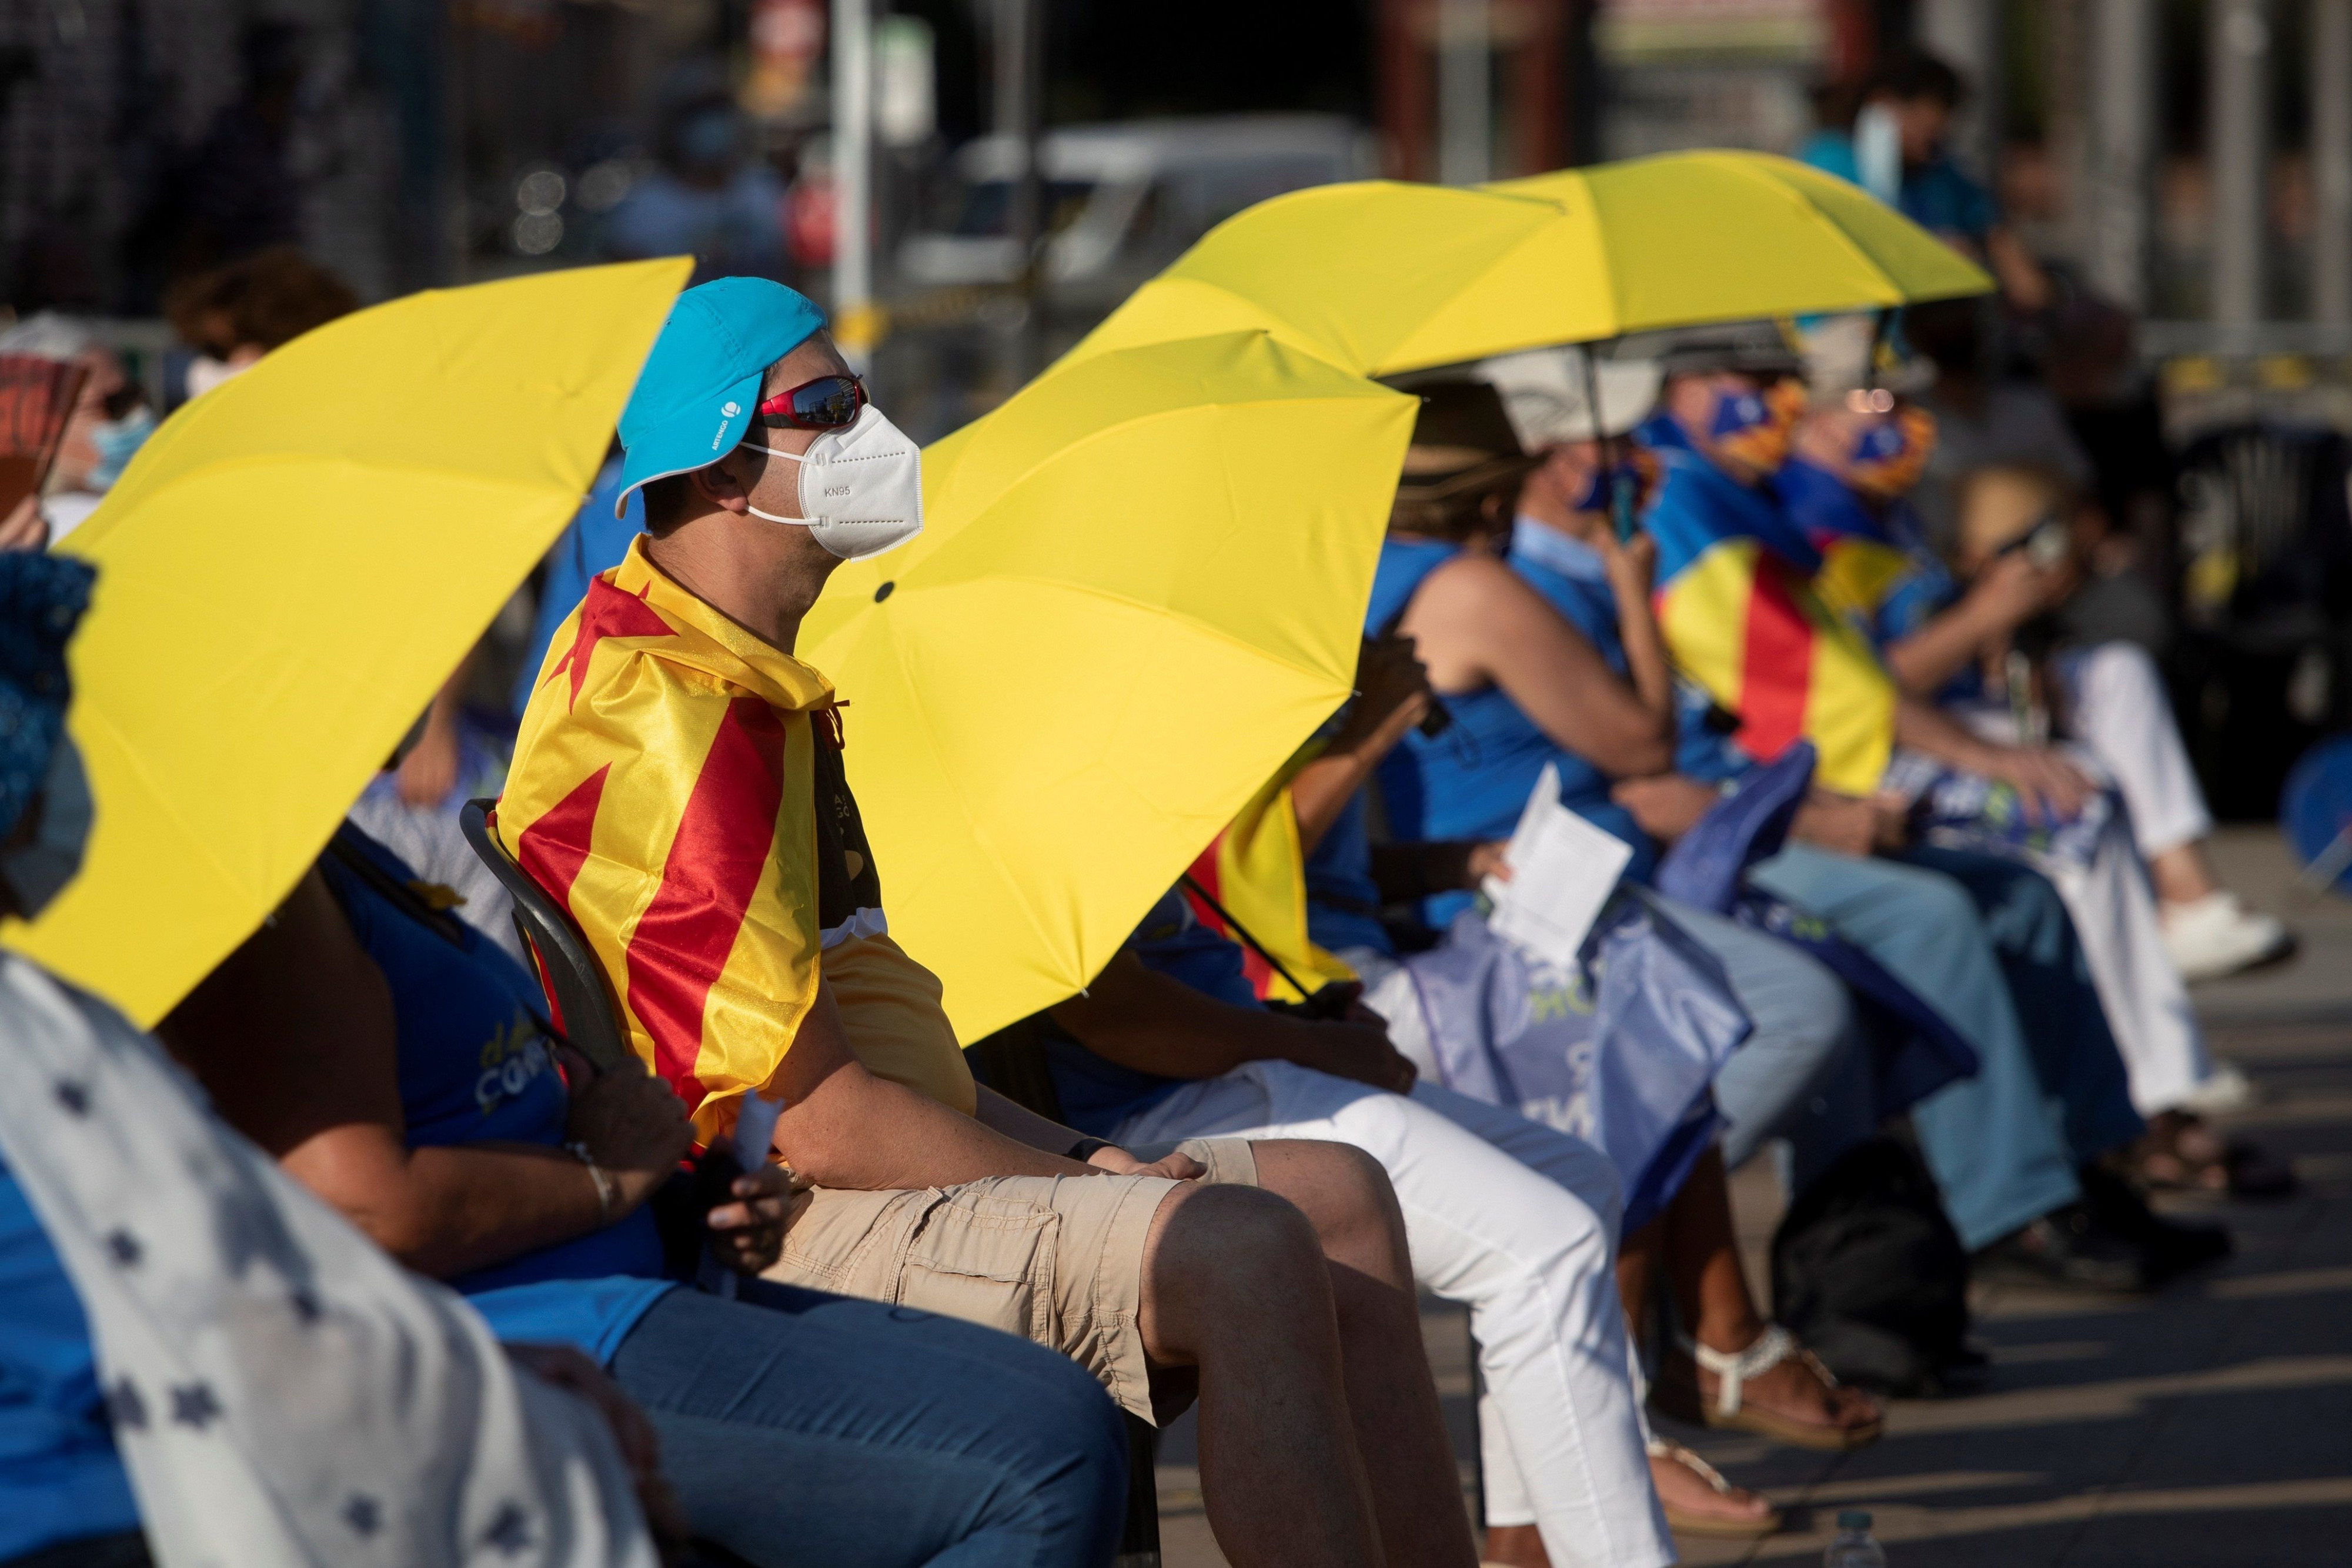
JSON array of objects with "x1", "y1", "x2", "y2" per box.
[{"x1": 737, "y1": 402, "x2": 924, "y2": 560}]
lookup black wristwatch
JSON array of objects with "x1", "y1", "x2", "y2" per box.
[{"x1": 1066, "y1": 1136, "x2": 1113, "y2": 1165}]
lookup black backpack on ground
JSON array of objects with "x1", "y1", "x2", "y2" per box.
[{"x1": 1769, "y1": 1136, "x2": 1973, "y2": 1397}]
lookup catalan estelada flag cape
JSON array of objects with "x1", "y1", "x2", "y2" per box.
[
  {"x1": 496, "y1": 537, "x2": 972, "y2": 1143},
  {"x1": 1182, "y1": 745, "x2": 1357, "y2": 1004},
  {"x1": 1639, "y1": 417, "x2": 1897, "y2": 795}
]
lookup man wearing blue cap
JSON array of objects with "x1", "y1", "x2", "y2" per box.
[{"x1": 497, "y1": 279, "x2": 1480, "y2": 1568}]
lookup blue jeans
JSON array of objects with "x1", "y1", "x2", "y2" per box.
[
  {"x1": 1644, "y1": 892, "x2": 1875, "y2": 1195},
  {"x1": 609, "y1": 1282, "x2": 1127, "y2": 1568},
  {"x1": 1897, "y1": 845, "x2": 2146, "y2": 1163},
  {"x1": 1746, "y1": 845, "x2": 2119, "y2": 1250}
]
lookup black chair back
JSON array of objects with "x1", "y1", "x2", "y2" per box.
[{"x1": 459, "y1": 797, "x2": 631, "y2": 1072}]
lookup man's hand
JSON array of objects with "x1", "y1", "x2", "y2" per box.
[
  {"x1": 1084, "y1": 1144, "x2": 1208, "y2": 1181},
  {"x1": 704, "y1": 1162, "x2": 810, "y2": 1276},
  {"x1": 1282, "y1": 1017, "x2": 1418, "y2": 1095},
  {"x1": 505, "y1": 1343, "x2": 691, "y2": 1552},
  {"x1": 559, "y1": 1047, "x2": 696, "y2": 1212},
  {"x1": 1612, "y1": 774, "x2": 1722, "y2": 842},
  {"x1": 1788, "y1": 788, "x2": 1879, "y2": 857},
  {"x1": 1975, "y1": 743, "x2": 2095, "y2": 821}
]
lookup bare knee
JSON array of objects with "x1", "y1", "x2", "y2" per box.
[
  {"x1": 1140, "y1": 1182, "x2": 1331, "y2": 1360},
  {"x1": 1261, "y1": 1138, "x2": 1409, "y2": 1273}
]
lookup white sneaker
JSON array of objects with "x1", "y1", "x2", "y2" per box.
[
  {"x1": 2161, "y1": 892, "x2": 2296, "y2": 984},
  {"x1": 2178, "y1": 1060, "x2": 2260, "y2": 1116}
]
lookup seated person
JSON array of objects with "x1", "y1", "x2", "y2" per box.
[
  {"x1": 1043, "y1": 881, "x2": 1726, "y2": 1557},
  {"x1": 1778, "y1": 407, "x2": 2247, "y2": 1136},
  {"x1": 0, "y1": 555, "x2": 662, "y2": 1568},
  {"x1": 1623, "y1": 326, "x2": 2223, "y2": 1289},
  {"x1": 1845, "y1": 458, "x2": 2291, "y2": 1191},
  {"x1": 1369, "y1": 369, "x2": 1873, "y2": 1195},
  {"x1": 1919, "y1": 462, "x2": 2291, "y2": 988},
  {"x1": 492, "y1": 278, "x2": 1478, "y2": 1568},
  {"x1": 163, "y1": 821, "x2": 1131, "y2": 1568}
]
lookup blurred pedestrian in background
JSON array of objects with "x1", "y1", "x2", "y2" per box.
[
  {"x1": 1799, "y1": 51, "x2": 2050, "y2": 314},
  {"x1": 0, "y1": 315, "x2": 156, "y2": 547},
  {"x1": 165, "y1": 246, "x2": 359, "y2": 404},
  {"x1": 602, "y1": 85, "x2": 790, "y2": 286}
]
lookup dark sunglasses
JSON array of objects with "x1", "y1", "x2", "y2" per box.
[{"x1": 755, "y1": 373, "x2": 868, "y2": 430}]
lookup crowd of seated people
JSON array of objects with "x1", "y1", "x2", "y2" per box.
[{"x1": 0, "y1": 265, "x2": 2294, "y2": 1568}]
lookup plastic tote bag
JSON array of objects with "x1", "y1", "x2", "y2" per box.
[{"x1": 1397, "y1": 895, "x2": 1749, "y2": 1233}]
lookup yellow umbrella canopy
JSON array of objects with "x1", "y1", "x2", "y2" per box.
[
  {"x1": 800, "y1": 329, "x2": 1416, "y2": 1042},
  {"x1": 10, "y1": 258, "x2": 690, "y2": 1025},
  {"x1": 1060, "y1": 150, "x2": 1993, "y2": 379}
]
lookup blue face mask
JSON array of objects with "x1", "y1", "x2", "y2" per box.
[
  {"x1": 2, "y1": 734, "x2": 91, "y2": 919},
  {"x1": 86, "y1": 406, "x2": 158, "y2": 490}
]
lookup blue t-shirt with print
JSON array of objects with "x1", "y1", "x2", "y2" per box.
[
  {"x1": 322, "y1": 830, "x2": 673, "y2": 1362},
  {"x1": 0, "y1": 1159, "x2": 142, "y2": 1562}
]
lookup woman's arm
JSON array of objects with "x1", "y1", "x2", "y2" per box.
[
  {"x1": 1892, "y1": 695, "x2": 2095, "y2": 819},
  {"x1": 157, "y1": 870, "x2": 660, "y2": 1279},
  {"x1": 1402, "y1": 554, "x2": 1672, "y2": 777},
  {"x1": 1291, "y1": 636, "x2": 1432, "y2": 855},
  {"x1": 1883, "y1": 552, "x2": 2063, "y2": 695},
  {"x1": 1050, "y1": 952, "x2": 1416, "y2": 1094}
]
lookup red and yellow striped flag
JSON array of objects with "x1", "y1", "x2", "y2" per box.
[
  {"x1": 1654, "y1": 537, "x2": 1896, "y2": 796},
  {"x1": 495, "y1": 537, "x2": 972, "y2": 1144},
  {"x1": 1182, "y1": 749, "x2": 1357, "y2": 1004}
]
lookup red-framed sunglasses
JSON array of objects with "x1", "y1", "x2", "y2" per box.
[{"x1": 754, "y1": 373, "x2": 868, "y2": 430}]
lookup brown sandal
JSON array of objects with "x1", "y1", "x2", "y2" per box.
[
  {"x1": 2127, "y1": 1111, "x2": 2296, "y2": 1198},
  {"x1": 1649, "y1": 1437, "x2": 1783, "y2": 1539},
  {"x1": 1655, "y1": 1326, "x2": 1883, "y2": 1452}
]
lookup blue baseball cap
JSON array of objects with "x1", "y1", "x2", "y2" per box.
[{"x1": 613, "y1": 276, "x2": 828, "y2": 519}]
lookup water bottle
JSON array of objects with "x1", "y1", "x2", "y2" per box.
[{"x1": 1824, "y1": 1510, "x2": 1886, "y2": 1567}]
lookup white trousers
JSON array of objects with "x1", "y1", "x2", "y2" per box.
[
  {"x1": 2032, "y1": 807, "x2": 2214, "y2": 1115},
  {"x1": 1112, "y1": 1059, "x2": 1674, "y2": 1568},
  {"x1": 2056, "y1": 640, "x2": 2214, "y2": 860},
  {"x1": 1949, "y1": 650, "x2": 2216, "y2": 1114}
]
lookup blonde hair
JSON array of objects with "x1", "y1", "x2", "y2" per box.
[{"x1": 1954, "y1": 464, "x2": 2080, "y2": 564}]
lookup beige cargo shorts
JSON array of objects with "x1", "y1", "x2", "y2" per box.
[{"x1": 761, "y1": 1136, "x2": 1258, "y2": 1421}]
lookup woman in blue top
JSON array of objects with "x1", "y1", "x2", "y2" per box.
[
  {"x1": 1294, "y1": 382, "x2": 1885, "y2": 1532},
  {"x1": 1343, "y1": 378, "x2": 1873, "y2": 1197},
  {"x1": 158, "y1": 827, "x2": 1128, "y2": 1568}
]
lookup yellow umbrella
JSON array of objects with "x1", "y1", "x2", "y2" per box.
[
  {"x1": 800, "y1": 329, "x2": 1416, "y2": 1042},
  {"x1": 10, "y1": 258, "x2": 690, "y2": 1025},
  {"x1": 1060, "y1": 150, "x2": 1993, "y2": 379}
]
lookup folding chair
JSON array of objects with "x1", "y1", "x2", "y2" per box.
[
  {"x1": 463, "y1": 801, "x2": 1162, "y2": 1568},
  {"x1": 459, "y1": 798, "x2": 632, "y2": 1073}
]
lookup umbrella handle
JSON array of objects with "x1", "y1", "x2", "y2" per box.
[{"x1": 1581, "y1": 341, "x2": 1639, "y2": 543}]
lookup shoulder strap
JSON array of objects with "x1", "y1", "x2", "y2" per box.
[{"x1": 324, "y1": 824, "x2": 472, "y2": 950}]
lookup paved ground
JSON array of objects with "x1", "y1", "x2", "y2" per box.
[{"x1": 1152, "y1": 827, "x2": 2352, "y2": 1567}]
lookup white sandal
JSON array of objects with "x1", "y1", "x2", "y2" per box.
[
  {"x1": 1646, "y1": 1437, "x2": 1782, "y2": 1539},
  {"x1": 1666, "y1": 1325, "x2": 1882, "y2": 1451}
]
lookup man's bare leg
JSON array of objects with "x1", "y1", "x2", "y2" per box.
[
  {"x1": 1140, "y1": 1182, "x2": 1385, "y2": 1568},
  {"x1": 1251, "y1": 1140, "x2": 1480, "y2": 1568}
]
